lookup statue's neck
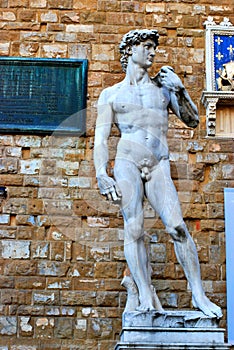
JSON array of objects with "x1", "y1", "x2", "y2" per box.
[{"x1": 124, "y1": 60, "x2": 151, "y2": 85}]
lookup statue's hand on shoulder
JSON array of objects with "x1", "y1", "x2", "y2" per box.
[
  {"x1": 97, "y1": 174, "x2": 122, "y2": 204},
  {"x1": 158, "y1": 66, "x2": 184, "y2": 92}
]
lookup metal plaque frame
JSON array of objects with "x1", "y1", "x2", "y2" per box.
[{"x1": 0, "y1": 57, "x2": 88, "y2": 134}]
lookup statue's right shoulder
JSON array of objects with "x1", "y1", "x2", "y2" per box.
[{"x1": 98, "y1": 81, "x2": 124, "y2": 104}]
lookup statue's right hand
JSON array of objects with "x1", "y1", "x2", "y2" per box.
[{"x1": 97, "y1": 174, "x2": 122, "y2": 204}]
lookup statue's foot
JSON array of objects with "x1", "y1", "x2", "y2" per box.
[
  {"x1": 136, "y1": 289, "x2": 159, "y2": 312},
  {"x1": 192, "y1": 294, "x2": 223, "y2": 318},
  {"x1": 151, "y1": 285, "x2": 164, "y2": 312},
  {"x1": 136, "y1": 301, "x2": 156, "y2": 312}
]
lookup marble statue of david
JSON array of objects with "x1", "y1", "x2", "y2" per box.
[{"x1": 94, "y1": 29, "x2": 222, "y2": 318}]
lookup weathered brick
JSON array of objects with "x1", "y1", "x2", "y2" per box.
[
  {"x1": 10, "y1": 346, "x2": 38, "y2": 350},
  {"x1": 0, "y1": 215, "x2": 10, "y2": 225},
  {"x1": 28, "y1": 199, "x2": 44, "y2": 214},
  {"x1": 0, "y1": 240, "x2": 30, "y2": 259},
  {"x1": 35, "y1": 317, "x2": 55, "y2": 338},
  {"x1": 61, "y1": 12, "x2": 80, "y2": 23},
  {"x1": 74, "y1": 0, "x2": 97, "y2": 10},
  {"x1": 1, "y1": 289, "x2": 31, "y2": 305},
  {"x1": 66, "y1": 24, "x2": 93, "y2": 33},
  {"x1": 0, "y1": 316, "x2": 17, "y2": 335},
  {"x1": 222, "y1": 164, "x2": 234, "y2": 179},
  {"x1": 0, "y1": 276, "x2": 14, "y2": 288},
  {"x1": 16, "y1": 215, "x2": 38, "y2": 226},
  {"x1": 30, "y1": 0, "x2": 47, "y2": 7},
  {"x1": 41, "y1": 44, "x2": 67, "y2": 58},
  {"x1": 57, "y1": 160, "x2": 79, "y2": 176},
  {"x1": 71, "y1": 243, "x2": 86, "y2": 262},
  {"x1": 201, "y1": 264, "x2": 220, "y2": 281},
  {"x1": 5, "y1": 146, "x2": 22, "y2": 157},
  {"x1": 0, "y1": 42, "x2": 10, "y2": 55},
  {"x1": 48, "y1": 0, "x2": 73, "y2": 9},
  {"x1": 37, "y1": 261, "x2": 69, "y2": 276},
  {"x1": 0, "y1": 136, "x2": 14, "y2": 147},
  {"x1": 19, "y1": 316, "x2": 33, "y2": 336},
  {"x1": 96, "y1": 292, "x2": 119, "y2": 307},
  {"x1": 80, "y1": 11, "x2": 106, "y2": 24},
  {"x1": 50, "y1": 241, "x2": 65, "y2": 261},
  {"x1": 87, "y1": 216, "x2": 110, "y2": 227},
  {"x1": 17, "y1": 305, "x2": 44, "y2": 316},
  {"x1": 88, "y1": 318, "x2": 113, "y2": 339},
  {"x1": 54, "y1": 318, "x2": 73, "y2": 338},
  {"x1": 146, "y1": 3, "x2": 166, "y2": 13},
  {"x1": 150, "y1": 243, "x2": 167, "y2": 263},
  {"x1": 3, "y1": 22, "x2": 40, "y2": 30},
  {"x1": 74, "y1": 318, "x2": 87, "y2": 339},
  {"x1": 44, "y1": 199, "x2": 73, "y2": 216},
  {"x1": 3, "y1": 199, "x2": 28, "y2": 214},
  {"x1": 18, "y1": 9, "x2": 37, "y2": 21},
  {"x1": 0, "y1": 0, "x2": 8, "y2": 7},
  {"x1": 73, "y1": 200, "x2": 98, "y2": 216},
  {"x1": 8, "y1": 186, "x2": 37, "y2": 198},
  {"x1": 46, "y1": 23, "x2": 65, "y2": 31},
  {"x1": 20, "y1": 160, "x2": 42, "y2": 175},
  {"x1": 8, "y1": 0, "x2": 29, "y2": 7},
  {"x1": 31, "y1": 242, "x2": 49, "y2": 259},
  {"x1": 61, "y1": 291, "x2": 97, "y2": 306},
  {"x1": 47, "y1": 278, "x2": 71, "y2": 290},
  {"x1": 15, "y1": 277, "x2": 46, "y2": 289},
  {"x1": 4, "y1": 261, "x2": 37, "y2": 276},
  {"x1": 15, "y1": 136, "x2": 41, "y2": 147},
  {"x1": 40, "y1": 11, "x2": 58, "y2": 22},
  {"x1": 92, "y1": 44, "x2": 115, "y2": 61},
  {"x1": 0, "y1": 158, "x2": 18, "y2": 173},
  {"x1": 19, "y1": 42, "x2": 39, "y2": 56},
  {"x1": 0, "y1": 227, "x2": 17, "y2": 239},
  {"x1": 55, "y1": 32, "x2": 77, "y2": 43},
  {"x1": 208, "y1": 204, "x2": 224, "y2": 219},
  {"x1": 33, "y1": 291, "x2": 59, "y2": 305}
]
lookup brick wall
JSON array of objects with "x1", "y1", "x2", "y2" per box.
[{"x1": 0, "y1": 1, "x2": 233, "y2": 349}]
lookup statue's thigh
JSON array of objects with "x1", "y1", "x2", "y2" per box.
[
  {"x1": 114, "y1": 160, "x2": 144, "y2": 219},
  {"x1": 146, "y1": 164, "x2": 183, "y2": 228}
]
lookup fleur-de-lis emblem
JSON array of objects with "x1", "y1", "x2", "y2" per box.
[
  {"x1": 216, "y1": 52, "x2": 224, "y2": 60},
  {"x1": 227, "y1": 44, "x2": 233, "y2": 55},
  {"x1": 215, "y1": 37, "x2": 223, "y2": 45}
]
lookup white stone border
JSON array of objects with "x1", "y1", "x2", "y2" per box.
[{"x1": 202, "y1": 17, "x2": 234, "y2": 137}]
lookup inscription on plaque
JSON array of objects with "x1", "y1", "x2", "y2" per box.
[{"x1": 0, "y1": 57, "x2": 88, "y2": 134}]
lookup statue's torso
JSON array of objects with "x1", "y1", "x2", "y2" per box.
[{"x1": 109, "y1": 81, "x2": 171, "y2": 168}]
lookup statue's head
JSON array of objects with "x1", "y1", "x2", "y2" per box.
[{"x1": 119, "y1": 29, "x2": 159, "y2": 72}]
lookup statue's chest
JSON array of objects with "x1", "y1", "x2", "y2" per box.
[{"x1": 112, "y1": 84, "x2": 167, "y2": 114}]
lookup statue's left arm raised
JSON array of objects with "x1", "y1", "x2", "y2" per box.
[{"x1": 154, "y1": 66, "x2": 199, "y2": 128}]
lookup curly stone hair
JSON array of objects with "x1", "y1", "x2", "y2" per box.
[{"x1": 119, "y1": 29, "x2": 159, "y2": 72}]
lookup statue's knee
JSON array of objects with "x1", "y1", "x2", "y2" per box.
[
  {"x1": 168, "y1": 224, "x2": 188, "y2": 242},
  {"x1": 125, "y1": 222, "x2": 143, "y2": 242}
]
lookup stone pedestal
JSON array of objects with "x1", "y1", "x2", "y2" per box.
[{"x1": 115, "y1": 310, "x2": 231, "y2": 350}]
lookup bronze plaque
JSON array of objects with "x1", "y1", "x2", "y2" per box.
[{"x1": 0, "y1": 57, "x2": 88, "y2": 134}]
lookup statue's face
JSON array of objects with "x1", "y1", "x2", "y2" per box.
[{"x1": 131, "y1": 39, "x2": 156, "y2": 69}]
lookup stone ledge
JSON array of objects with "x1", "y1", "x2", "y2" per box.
[
  {"x1": 120, "y1": 326, "x2": 225, "y2": 344},
  {"x1": 115, "y1": 343, "x2": 231, "y2": 350},
  {"x1": 116, "y1": 310, "x2": 231, "y2": 349},
  {"x1": 122, "y1": 310, "x2": 220, "y2": 328}
]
